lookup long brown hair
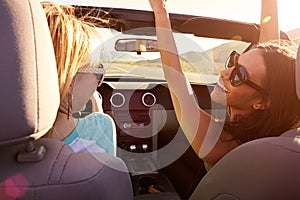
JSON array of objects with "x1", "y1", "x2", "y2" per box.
[{"x1": 224, "y1": 40, "x2": 300, "y2": 143}]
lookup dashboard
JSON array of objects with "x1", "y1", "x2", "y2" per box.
[{"x1": 98, "y1": 79, "x2": 214, "y2": 174}]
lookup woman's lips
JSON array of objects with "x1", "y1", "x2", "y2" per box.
[{"x1": 215, "y1": 81, "x2": 230, "y2": 93}]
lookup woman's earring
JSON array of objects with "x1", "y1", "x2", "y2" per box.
[
  {"x1": 67, "y1": 91, "x2": 72, "y2": 119},
  {"x1": 67, "y1": 83, "x2": 74, "y2": 119}
]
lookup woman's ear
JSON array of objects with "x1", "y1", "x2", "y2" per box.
[
  {"x1": 253, "y1": 103, "x2": 265, "y2": 110},
  {"x1": 252, "y1": 97, "x2": 269, "y2": 110}
]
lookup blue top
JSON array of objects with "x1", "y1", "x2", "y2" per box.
[{"x1": 64, "y1": 112, "x2": 116, "y2": 156}]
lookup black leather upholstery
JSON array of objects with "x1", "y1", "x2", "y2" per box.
[{"x1": 0, "y1": 0, "x2": 133, "y2": 199}]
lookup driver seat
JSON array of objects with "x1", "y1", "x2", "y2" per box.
[
  {"x1": 189, "y1": 42, "x2": 300, "y2": 199},
  {"x1": 0, "y1": 0, "x2": 133, "y2": 199}
]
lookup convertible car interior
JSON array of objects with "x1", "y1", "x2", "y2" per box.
[
  {"x1": 74, "y1": 4, "x2": 299, "y2": 200},
  {"x1": 1, "y1": 0, "x2": 300, "y2": 199}
]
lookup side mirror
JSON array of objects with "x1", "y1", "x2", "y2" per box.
[{"x1": 115, "y1": 38, "x2": 158, "y2": 52}]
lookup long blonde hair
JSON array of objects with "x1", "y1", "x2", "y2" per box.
[{"x1": 43, "y1": 3, "x2": 105, "y2": 101}]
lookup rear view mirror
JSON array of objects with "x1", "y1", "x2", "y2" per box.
[{"x1": 115, "y1": 38, "x2": 158, "y2": 52}]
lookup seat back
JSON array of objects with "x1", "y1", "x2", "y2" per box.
[
  {"x1": 0, "y1": 0, "x2": 59, "y2": 145},
  {"x1": 189, "y1": 43, "x2": 300, "y2": 200},
  {"x1": 0, "y1": 0, "x2": 133, "y2": 199},
  {"x1": 190, "y1": 128, "x2": 300, "y2": 200}
]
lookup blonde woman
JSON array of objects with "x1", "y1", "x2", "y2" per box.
[{"x1": 43, "y1": 3, "x2": 116, "y2": 155}]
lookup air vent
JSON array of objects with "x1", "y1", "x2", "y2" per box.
[
  {"x1": 110, "y1": 92, "x2": 125, "y2": 108},
  {"x1": 142, "y1": 92, "x2": 156, "y2": 107}
]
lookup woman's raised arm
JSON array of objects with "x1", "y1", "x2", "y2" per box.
[
  {"x1": 148, "y1": 0, "x2": 238, "y2": 167},
  {"x1": 259, "y1": 0, "x2": 279, "y2": 42}
]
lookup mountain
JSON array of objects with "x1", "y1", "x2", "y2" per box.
[
  {"x1": 287, "y1": 28, "x2": 300, "y2": 45},
  {"x1": 208, "y1": 41, "x2": 249, "y2": 62}
]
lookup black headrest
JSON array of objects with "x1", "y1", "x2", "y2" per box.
[{"x1": 0, "y1": 0, "x2": 59, "y2": 145}]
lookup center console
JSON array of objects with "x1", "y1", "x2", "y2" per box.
[
  {"x1": 109, "y1": 108, "x2": 181, "y2": 199},
  {"x1": 115, "y1": 109, "x2": 160, "y2": 173},
  {"x1": 98, "y1": 83, "x2": 184, "y2": 199}
]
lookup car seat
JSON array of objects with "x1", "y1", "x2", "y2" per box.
[
  {"x1": 0, "y1": 0, "x2": 133, "y2": 199},
  {"x1": 189, "y1": 43, "x2": 300, "y2": 199}
]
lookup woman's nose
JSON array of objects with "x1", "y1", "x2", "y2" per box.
[{"x1": 220, "y1": 67, "x2": 233, "y2": 80}]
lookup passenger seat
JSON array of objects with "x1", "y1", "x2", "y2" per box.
[{"x1": 0, "y1": 0, "x2": 133, "y2": 199}]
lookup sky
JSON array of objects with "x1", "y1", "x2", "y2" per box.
[{"x1": 49, "y1": 0, "x2": 300, "y2": 32}]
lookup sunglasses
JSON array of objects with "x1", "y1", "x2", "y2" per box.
[
  {"x1": 77, "y1": 64, "x2": 105, "y2": 86},
  {"x1": 225, "y1": 51, "x2": 266, "y2": 95}
]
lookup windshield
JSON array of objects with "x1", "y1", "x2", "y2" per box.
[
  {"x1": 98, "y1": 28, "x2": 250, "y2": 84},
  {"x1": 41, "y1": 0, "x2": 300, "y2": 84}
]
